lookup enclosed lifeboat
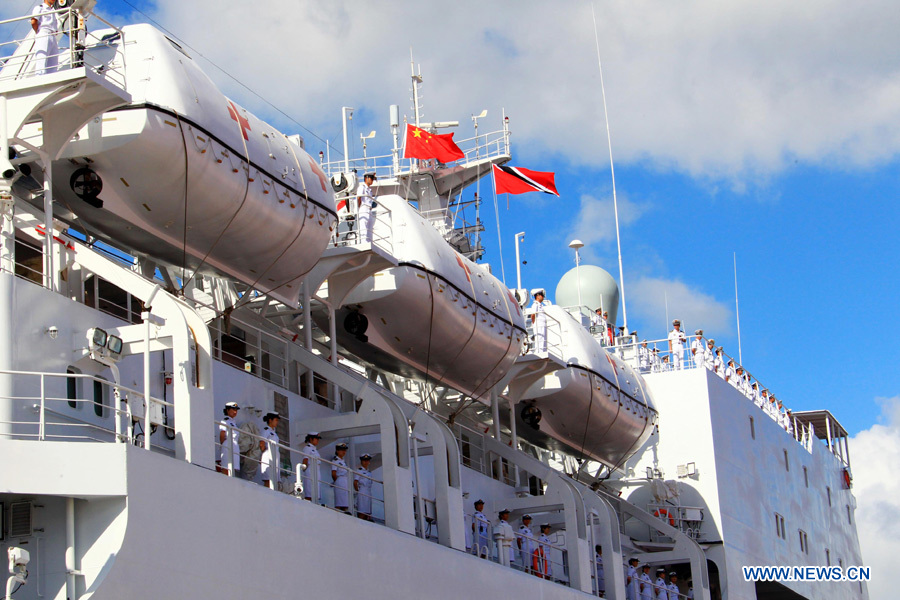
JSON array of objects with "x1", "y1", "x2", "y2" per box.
[
  {"x1": 14, "y1": 24, "x2": 336, "y2": 306},
  {"x1": 331, "y1": 194, "x2": 527, "y2": 400},
  {"x1": 517, "y1": 304, "x2": 658, "y2": 469}
]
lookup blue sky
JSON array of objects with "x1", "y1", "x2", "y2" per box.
[{"x1": 24, "y1": 0, "x2": 897, "y2": 437}]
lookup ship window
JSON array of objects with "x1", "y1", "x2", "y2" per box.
[
  {"x1": 803, "y1": 466, "x2": 808, "y2": 488},
  {"x1": 825, "y1": 548, "x2": 831, "y2": 566},
  {"x1": 799, "y1": 529, "x2": 808, "y2": 554},
  {"x1": 749, "y1": 416, "x2": 755, "y2": 440},
  {"x1": 66, "y1": 367, "x2": 81, "y2": 409},
  {"x1": 838, "y1": 558, "x2": 843, "y2": 569},
  {"x1": 784, "y1": 449, "x2": 789, "y2": 472},
  {"x1": 93, "y1": 377, "x2": 109, "y2": 418},
  {"x1": 826, "y1": 486, "x2": 832, "y2": 506},
  {"x1": 846, "y1": 505, "x2": 851, "y2": 525},
  {"x1": 774, "y1": 512, "x2": 786, "y2": 540}
]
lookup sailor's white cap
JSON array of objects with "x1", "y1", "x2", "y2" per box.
[{"x1": 695, "y1": 329, "x2": 702, "y2": 335}]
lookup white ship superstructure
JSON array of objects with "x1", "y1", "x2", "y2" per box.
[{"x1": 0, "y1": 4, "x2": 866, "y2": 600}]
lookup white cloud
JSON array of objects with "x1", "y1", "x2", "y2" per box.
[
  {"x1": 572, "y1": 192, "x2": 648, "y2": 252},
  {"x1": 119, "y1": 0, "x2": 900, "y2": 182},
  {"x1": 850, "y1": 396, "x2": 900, "y2": 600},
  {"x1": 627, "y1": 276, "x2": 733, "y2": 336}
]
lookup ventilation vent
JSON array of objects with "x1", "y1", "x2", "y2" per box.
[{"x1": 9, "y1": 502, "x2": 33, "y2": 537}]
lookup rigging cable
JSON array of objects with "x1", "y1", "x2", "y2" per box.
[{"x1": 115, "y1": 0, "x2": 330, "y2": 148}]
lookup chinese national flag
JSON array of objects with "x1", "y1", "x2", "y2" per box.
[
  {"x1": 492, "y1": 164, "x2": 559, "y2": 196},
  {"x1": 403, "y1": 124, "x2": 465, "y2": 162}
]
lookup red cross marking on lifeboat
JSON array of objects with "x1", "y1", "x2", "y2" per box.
[
  {"x1": 227, "y1": 101, "x2": 251, "y2": 141},
  {"x1": 455, "y1": 253, "x2": 471, "y2": 283},
  {"x1": 507, "y1": 290, "x2": 521, "y2": 316},
  {"x1": 307, "y1": 157, "x2": 327, "y2": 192},
  {"x1": 606, "y1": 353, "x2": 618, "y2": 373}
]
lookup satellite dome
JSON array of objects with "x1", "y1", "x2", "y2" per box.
[{"x1": 555, "y1": 265, "x2": 620, "y2": 325}]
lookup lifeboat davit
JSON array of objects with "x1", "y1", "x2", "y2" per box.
[
  {"x1": 517, "y1": 305, "x2": 658, "y2": 469},
  {"x1": 27, "y1": 24, "x2": 337, "y2": 306},
  {"x1": 331, "y1": 194, "x2": 527, "y2": 400}
]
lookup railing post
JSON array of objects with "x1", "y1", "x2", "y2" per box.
[
  {"x1": 39, "y1": 373, "x2": 45, "y2": 440},
  {"x1": 227, "y1": 424, "x2": 235, "y2": 477},
  {"x1": 311, "y1": 456, "x2": 320, "y2": 503},
  {"x1": 113, "y1": 387, "x2": 122, "y2": 442}
]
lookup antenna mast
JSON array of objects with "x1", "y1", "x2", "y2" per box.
[{"x1": 591, "y1": 4, "x2": 628, "y2": 331}]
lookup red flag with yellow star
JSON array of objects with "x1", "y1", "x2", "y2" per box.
[{"x1": 403, "y1": 124, "x2": 465, "y2": 162}]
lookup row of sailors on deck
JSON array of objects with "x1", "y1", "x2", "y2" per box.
[
  {"x1": 659, "y1": 321, "x2": 795, "y2": 433},
  {"x1": 621, "y1": 556, "x2": 692, "y2": 600},
  {"x1": 473, "y1": 502, "x2": 692, "y2": 598},
  {"x1": 215, "y1": 404, "x2": 375, "y2": 518}
]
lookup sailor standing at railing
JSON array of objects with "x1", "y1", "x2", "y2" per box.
[
  {"x1": 625, "y1": 557, "x2": 640, "y2": 600},
  {"x1": 536, "y1": 523, "x2": 553, "y2": 578},
  {"x1": 654, "y1": 568, "x2": 669, "y2": 600},
  {"x1": 714, "y1": 347, "x2": 725, "y2": 378},
  {"x1": 260, "y1": 412, "x2": 280, "y2": 490},
  {"x1": 356, "y1": 172, "x2": 377, "y2": 242},
  {"x1": 217, "y1": 402, "x2": 241, "y2": 474},
  {"x1": 354, "y1": 454, "x2": 374, "y2": 520},
  {"x1": 690, "y1": 330, "x2": 704, "y2": 369},
  {"x1": 704, "y1": 339, "x2": 716, "y2": 370},
  {"x1": 494, "y1": 509, "x2": 516, "y2": 567},
  {"x1": 517, "y1": 514, "x2": 535, "y2": 572},
  {"x1": 472, "y1": 499, "x2": 490, "y2": 558},
  {"x1": 331, "y1": 442, "x2": 350, "y2": 511},
  {"x1": 667, "y1": 572, "x2": 680, "y2": 599},
  {"x1": 667, "y1": 320, "x2": 686, "y2": 370},
  {"x1": 530, "y1": 290, "x2": 551, "y2": 353},
  {"x1": 639, "y1": 564, "x2": 653, "y2": 600},
  {"x1": 301, "y1": 432, "x2": 322, "y2": 501},
  {"x1": 30, "y1": 0, "x2": 59, "y2": 76},
  {"x1": 639, "y1": 340, "x2": 651, "y2": 372},
  {"x1": 594, "y1": 546, "x2": 606, "y2": 596}
]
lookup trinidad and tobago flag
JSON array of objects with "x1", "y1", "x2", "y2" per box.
[{"x1": 491, "y1": 164, "x2": 560, "y2": 196}]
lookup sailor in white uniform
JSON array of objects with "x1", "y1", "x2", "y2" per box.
[
  {"x1": 704, "y1": 339, "x2": 716, "y2": 370},
  {"x1": 517, "y1": 514, "x2": 535, "y2": 572},
  {"x1": 356, "y1": 172, "x2": 377, "y2": 242},
  {"x1": 625, "y1": 557, "x2": 640, "y2": 600},
  {"x1": 260, "y1": 412, "x2": 280, "y2": 490},
  {"x1": 354, "y1": 454, "x2": 374, "y2": 520},
  {"x1": 690, "y1": 330, "x2": 704, "y2": 369},
  {"x1": 530, "y1": 290, "x2": 551, "y2": 353},
  {"x1": 714, "y1": 347, "x2": 726, "y2": 378},
  {"x1": 594, "y1": 545, "x2": 605, "y2": 596},
  {"x1": 724, "y1": 359, "x2": 736, "y2": 385},
  {"x1": 785, "y1": 409, "x2": 794, "y2": 436},
  {"x1": 217, "y1": 402, "x2": 241, "y2": 474},
  {"x1": 734, "y1": 365, "x2": 745, "y2": 391},
  {"x1": 751, "y1": 382, "x2": 763, "y2": 408},
  {"x1": 667, "y1": 572, "x2": 680, "y2": 599},
  {"x1": 494, "y1": 509, "x2": 515, "y2": 566},
  {"x1": 472, "y1": 499, "x2": 490, "y2": 557},
  {"x1": 766, "y1": 396, "x2": 778, "y2": 420},
  {"x1": 638, "y1": 340, "x2": 651, "y2": 372},
  {"x1": 591, "y1": 307, "x2": 607, "y2": 338},
  {"x1": 331, "y1": 442, "x2": 350, "y2": 511},
  {"x1": 536, "y1": 524, "x2": 553, "y2": 579},
  {"x1": 301, "y1": 431, "x2": 322, "y2": 501},
  {"x1": 667, "y1": 320, "x2": 686, "y2": 370},
  {"x1": 30, "y1": 0, "x2": 59, "y2": 76},
  {"x1": 639, "y1": 564, "x2": 653, "y2": 600},
  {"x1": 654, "y1": 569, "x2": 669, "y2": 600},
  {"x1": 651, "y1": 348, "x2": 662, "y2": 373}
]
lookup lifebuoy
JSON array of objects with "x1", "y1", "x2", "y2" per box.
[
  {"x1": 842, "y1": 468, "x2": 852, "y2": 489},
  {"x1": 654, "y1": 508, "x2": 676, "y2": 527}
]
